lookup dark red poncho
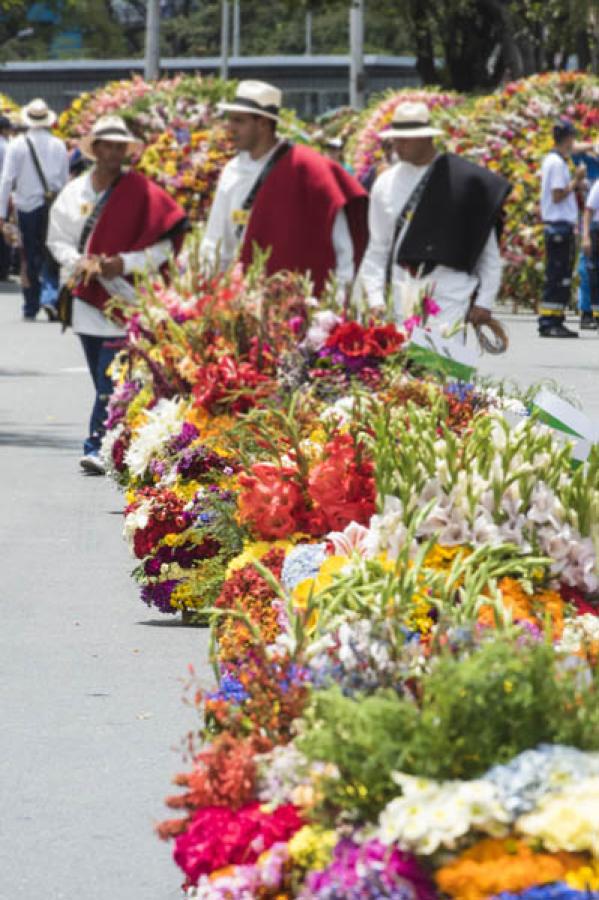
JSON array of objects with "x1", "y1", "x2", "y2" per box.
[
  {"x1": 75, "y1": 170, "x2": 187, "y2": 312},
  {"x1": 240, "y1": 144, "x2": 368, "y2": 296}
]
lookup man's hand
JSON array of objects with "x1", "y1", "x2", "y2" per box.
[
  {"x1": 99, "y1": 254, "x2": 124, "y2": 280},
  {"x1": 75, "y1": 255, "x2": 102, "y2": 285},
  {"x1": 467, "y1": 305, "x2": 493, "y2": 326},
  {"x1": 582, "y1": 238, "x2": 592, "y2": 257}
]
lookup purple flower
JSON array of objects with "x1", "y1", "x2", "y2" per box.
[
  {"x1": 305, "y1": 839, "x2": 436, "y2": 900},
  {"x1": 140, "y1": 580, "x2": 180, "y2": 614}
]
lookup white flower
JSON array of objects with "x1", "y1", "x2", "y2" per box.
[
  {"x1": 527, "y1": 482, "x2": 564, "y2": 529},
  {"x1": 122, "y1": 499, "x2": 152, "y2": 548},
  {"x1": 471, "y1": 512, "x2": 501, "y2": 547},
  {"x1": 378, "y1": 773, "x2": 509, "y2": 854},
  {"x1": 365, "y1": 495, "x2": 411, "y2": 560},
  {"x1": 301, "y1": 310, "x2": 342, "y2": 352},
  {"x1": 327, "y1": 521, "x2": 371, "y2": 557},
  {"x1": 124, "y1": 397, "x2": 184, "y2": 477}
]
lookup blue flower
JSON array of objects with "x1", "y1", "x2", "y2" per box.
[
  {"x1": 282, "y1": 543, "x2": 328, "y2": 591},
  {"x1": 494, "y1": 884, "x2": 599, "y2": 899},
  {"x1": 207, "y1": 674, "x2": 248, "y2": 705}
]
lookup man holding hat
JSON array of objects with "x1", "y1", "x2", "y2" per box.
[
  {"x1": 47, "y1": 115, "x2": 187, "y2": 475},
  {"x1": 538, "y1": 119, "x2": 587, "y2": 338},
  {"x1": 0, "y1": 98, "x2": 68, "y2": 320},
  {"x1": 355, "y1": 101, "x2": 509, "y2": 329},
  {"x1": 202, "y1": 80, "x2": 368, "y2": 297}
]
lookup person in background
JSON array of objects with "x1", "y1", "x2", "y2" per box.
[
  {"x1": 538, "y1": 119, "x2": 586, "y2": 338},
  {"x1": 581, "y1": 167, "x2": 599, "y2": 331},
  {"x1": 202, "y1": 80, "x2": 368, "y2": 298},
  {"x1": 0, "y1": 115, "x2": 13, "y2": 280},
  {"x1": 47, "y1": 115, "x2": 187, "y2": 476},
  {"x1": 355, "y1": 102, "x2": 509, "y2": 329},
  {"x1": 572, "y1": 141, "x2": 599, "y2": 330},
  {"x1": 0, "y1": 98, "x2": 68, "y2": 321}
]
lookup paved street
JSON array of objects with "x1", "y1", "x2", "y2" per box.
[
  {"x1": 0, "y1": 284, "x2": 597, "y2": 900},
  {"x1": 0, "y1": 285, "x2": 210, "y2": 900}
]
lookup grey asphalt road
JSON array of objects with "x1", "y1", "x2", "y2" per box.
[
  {"x1": 0, "y1": 285, "x2": 210, "y2": 900},
  {"x1": 0, "y1": 285, "x2": 597, "y2": 900}
]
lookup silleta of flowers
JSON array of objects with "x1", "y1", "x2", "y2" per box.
[{"x1": 99, "y1": 225, "x2": 599, "y2": 898}]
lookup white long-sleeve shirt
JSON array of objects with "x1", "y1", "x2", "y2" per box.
[
  {"x1": 47, "y1": 169, "x2": 170, "y2": 337},
  {"x1": 0, "y1": 128, "x2": 68, "y2": 216},
  {"x1": 355, "y1": 159, "x2": 503, "y2": 327},
  {"x1": 201, "y1": 143, "x2": 354, "y2": 286}
]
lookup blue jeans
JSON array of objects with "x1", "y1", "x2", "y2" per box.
[
  {"x1": 79, "y1": 335, "x2": 120, "y2": 455},
  {"x1": 586, "y1": 224, "x2": 599, "y2": 318},
  {"x1": 539, "y1": 221, "x2": 576, "y2": 331},
  {"x1": 17, "y1": 204, "x2": 58, "y2": 317},
  {"x1": 578, "y1": 251, "x2": 591, "y2": 313}
]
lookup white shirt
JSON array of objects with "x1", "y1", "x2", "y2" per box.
[
  {"x1": 47, "y1": 169, "x2": 170, "y2": 337},
  {"x1": 585, "y1": 181, "x2": 599, "y2": 224},
  {"x1": 540, "y1": 152, "x2": 578, "y2": 224},
  {"x1": 0, "y1": 128, "x2": 68, "y2": 216},
  {"x1": 355, "y1": 160, "x2": 503, "y2": 327},
  {"x1": 0, "y1": 135, "x2": 7, "y2": 176},
  {"x1": 201, "y1": 143, "x2": 355, "y2": 286}
]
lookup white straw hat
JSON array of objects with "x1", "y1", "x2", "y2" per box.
[
  {"x1": 79, "y1": 115, "x2": 143, "y2": 160},
  {"x1": 21, "y1": 98, "x2": 57, "y2": 129},
  {"x1": 379, "y1": 101, "x2": 443, "y2": 139},
  {"x1": 218, "y1": 80, "x2": 282, "y2": 122}
]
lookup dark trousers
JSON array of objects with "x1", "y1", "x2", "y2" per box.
[
  {"x1": 79, "y1": 334, "x2": 120, "y2": 456},
  {"x1": 0, "y1": 231, "x2": 10, "y2": 280},
  {"x1": 586, "y1": 224, "x2": 599, "y2": 318},
  {"x1": 538, "y1": 221, "x2": 576, "y2": 331},
  {"x1": 17, "y1": 204, "x2": 58, "y2": 318}
]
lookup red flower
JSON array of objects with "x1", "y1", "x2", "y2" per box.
[
  {"x1": 365, "y1": 323, "x2": 404, "y2": 357},
  {"x1": 173, "y1": 802, "x2": 302, "y2": 885},
  {"x1": 325, "y1": 321, "x2": 372, "y2": 357},
  {"x1": 238, "y1": 464, "x2": 308, "y2": 539},
  {"x1": 308, "y1": 433, "x2": 376, "y2": 532}
]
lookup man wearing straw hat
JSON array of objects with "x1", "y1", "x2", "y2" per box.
[
  {"x1": 355, "y1": 101, "x2": 510, "y2": 332},
  {"x1": 202, "y1": 80, "x2": 368, "y2": 297},
  {"x1": 47, "y1": 115, "x2": 187, "y2": 475},
  {"x1": 0, "y1": 98, "x2": 68, "y2": 320}
]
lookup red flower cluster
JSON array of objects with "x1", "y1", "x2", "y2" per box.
[
  {"x1": 191, "y1": 355, "x2": 273, "y2": 414},
  {"x1": 308, "y1": 433, "x2": 376, "y2": 532},
  {"x1": 238, "y1": 434, "x2": 376, "y2": 539},
  {"x1": 325, "y1": 321, "x2": 404, "y2": 359},
  {"x1": 158, "y1": 733, "x2": 268, "y2": 842},
  {"x1": 238, "y1": 464, "x2": 307, "y2": 540},
  {"x1": 126, "y1": 488, "x2": 190, "y2": 558},
  {"x1": 173, "y1": 801, "x2": 302, "y2": 885}
]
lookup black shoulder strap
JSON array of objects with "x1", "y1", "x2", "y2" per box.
[
  {"x1": 235, "y1": 141, "x2": 292, "y2": 237},
  {"x1": 26, "y1": 137, "x2": 50, "y2": 195},
  {"x1": 384, "y1": 160, "x2": 436, "y2": 288},
  {"x1": 78, "y1": 174, "x2": 121, "y2": 253}
]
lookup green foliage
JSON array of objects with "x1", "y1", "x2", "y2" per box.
[{"x1": 298, "y1": 632, "x2": 599, "y2": 821}]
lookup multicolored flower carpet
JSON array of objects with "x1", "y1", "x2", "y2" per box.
[{"x1": 100, "y1": 245, "x2": 599, "y2": 899}]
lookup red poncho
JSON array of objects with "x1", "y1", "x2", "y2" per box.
[
  {"x1": 75, "y1": 170, "x2": 187, "y2": 312},
  {"x1": 240, "y1": 144, "x2": 368, "y2": 296}
]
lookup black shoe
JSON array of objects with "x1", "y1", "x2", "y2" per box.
[
  {"x1": 22, "y1": 314, "x2": 36, "y2": 322},
  {"x1": 41, "y1": 303, "x2": 59, "y2": 322},
  {"x1": 580, "y1": 313, "x2": 599, "y2": 331},
  {"x1": 539, "y1": 323, "x2": 579, "y2": 338}
]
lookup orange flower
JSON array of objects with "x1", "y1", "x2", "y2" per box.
[
  {"x1": 436, "y1": 837, "x2": 586, "y2": 900},
  {"x1": 477, "y1": 577, "x2": 565, "y2": 637}
]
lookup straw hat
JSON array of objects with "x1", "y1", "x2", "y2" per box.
[
  {"x1": 21, "y1": 98, "x2": 57, "y2": 129},
  {"x1": 218, "y1": 80, "x2": 282, "y2": 122},
  {"x1": 79, "y1": 115, "x2": 143, "y2": 160},
  {"x1": 379, "y1": 101, "x2": 443, "y2": 140}
]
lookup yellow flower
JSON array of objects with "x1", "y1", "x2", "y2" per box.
[
  {"x1": 292, "y1": 556, "x2": 348, "y2": 609},
  {"x1": 225, "y1": 540, "x2": 293, "y2": 577},
  {"x1": 287, "y1": 825, "x2": 337, "y2": 871}
]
